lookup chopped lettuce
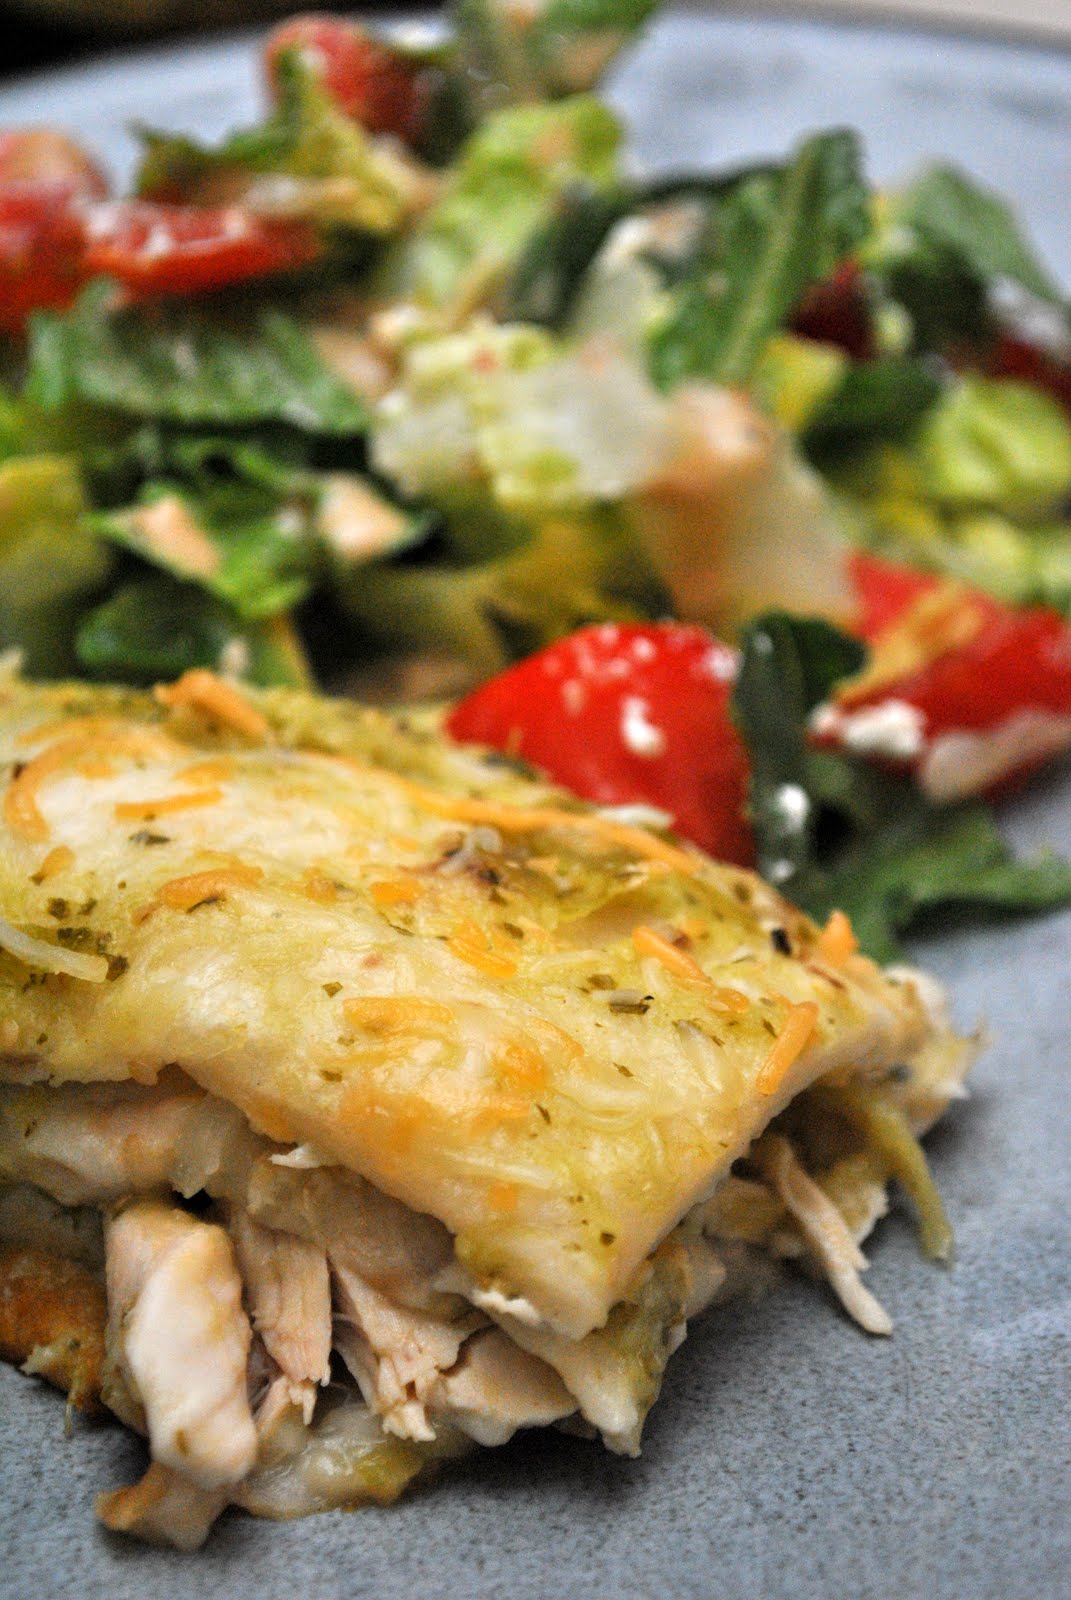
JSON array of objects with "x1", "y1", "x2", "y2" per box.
[
  {"x1": 87, "y1": 431, "x2": 427, "y2": 622},
  {"x1": 824, "y1": 376, "x2": 1071, "y2": 612},
  {"x1": 874, "y1": 163, "x2": 1067, "y2": 319},
  {"x1": 371, "y1": 318, "x2": 677, "y2": 520},
  {"x1": 374, "y1": 96, "x2": 622, "y2": 311},
  {"x1": 26, "y1": 284, "x2": 370, "y2": 436},
  {"x1": 649, "y1": 130, "x2": 869, "y2": 389},
  {"x1": 333, "y1": 509, "x2": 664, "y2": 680},
  {"x1": 0, "y1": 456, "x2": 111, "y2": 677},
  {"x1": 137, "y1": 53, "x2": 419, "y2": 234},
  {"x1": 90, "y1": 489, "x2": 313, "y2": 622},
  {"x1": 454, "y1": 0, "x2": 659, "y2": 114},
  {"x1": 914, "y1": 377, "x2": 1071, "y2": 517},
  {"x1": 75, "y1": 574, "x2": 312, "y2": 687},
  {"x1": 731, "y1": 611, "x2": 1071, "y2": 962}
]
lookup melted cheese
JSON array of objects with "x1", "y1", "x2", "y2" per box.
[{"x1": 0, "y1": 679, "x2": 940, "y2": 1340}]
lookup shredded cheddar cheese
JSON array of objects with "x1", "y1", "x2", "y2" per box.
[
  {"x1": 75, "y1": 758, "x2": 116, "y2": 780},
  {"x1": 402, "y1": 779, "x2": 696, "y2": 872},
  {"x1": 301, "y1": 869, "x2": 340, "y2": 904},
  {"x1": 155, "y1": 670, "x2": 269, "y2": 742},
  {"x1": 155, "y1": 864, "x2": 264, "y2": 911},
  {"x1": 177, "y1": 759, "x2": 236, "y2": 786},
  {"x1": 632, "y1": 924, "x2": 750, "y2": 1015},
  {"x1": 342, "y1": 997, "x2": 453, "y2": 1037},
  {"x1": 756, "y1": 1001, "x2": 820, "y2": 1096},
  {"x1": 815, "y1": 909, "x2": 859, "y2": 964},
  {"x1": 487, "y1": 1180, "x2": 520, "y2": 1214},
  {"x1": 447, "y1": 918, "x2": 519, "y2": 980},
  {"x1": 5, "y1": 728, "x2": 182, "y2": 842},
  {"x1": 32, "y1": 845, "x2": 74, "y2": 883},
  {"x1": 370, "y1": 879, "x2": 422, "y2": 908},
  {"x1": 114, "y1": 788, "x2": 224, "y2": 823},
  {"x1": 836, "y1": 581, "x2": 985, "y2": 706},
  {"x1": 494, "y1": 1039, "x2": 549, "y2": 1092},
  {"x1": 315, "y1": 753, "x2": 697, "y2": 874}
]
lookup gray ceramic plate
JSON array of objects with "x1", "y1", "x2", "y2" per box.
[{"x1": 1, "y1": 11, "x2": 1069, "y2": 1599}]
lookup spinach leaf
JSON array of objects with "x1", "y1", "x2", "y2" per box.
[
  {"x1": 649, "y1": 129, "x2": 869, "y2": 390},
  {"x1": 731, "y1": 610, "x2": 1071, "y2": 961},
  {"x1": 25, "y1": 284, "x2": 369, "y2": 436},
  {"x1": 895, "y1": 164, "x2": 1064, "y2": 310},
  {"x1": 75, "y1": 573, "x2": 311, "y2": 687}
]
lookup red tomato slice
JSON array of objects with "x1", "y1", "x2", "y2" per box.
[
  {"x1": 0, "y1": 182, "x2": 87, "y2": 331},
  {"x1": 0, "y1": 187, "x2": 321, "y2": 331},
  {"x1": 837, "y1": 552, "x2": 1071, "y2": 798},
  {"x1": 81, "y1": 201, "x2": 319, "y2": 299},
  {"x1": 264, "y1": 14, "x2": 427, "y2": 145},
  {"x1": 447, "y1": 623, "x2": 755, "y2": 865}
]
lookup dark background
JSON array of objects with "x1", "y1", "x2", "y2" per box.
[{"x1": 0, "y1": 3, "x2": 417, "y2": 82}]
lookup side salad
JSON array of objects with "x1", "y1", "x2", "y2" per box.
[{"x1": 1, "y1": 0, "x2": 1070, "y2": 957}]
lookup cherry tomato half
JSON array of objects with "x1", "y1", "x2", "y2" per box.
[
  {"x1": 264, "y1": 15, "x2": 428, "y2": 145},
  {"x1": 447, "y1": 622, "x2": 755, "y2": 865}
]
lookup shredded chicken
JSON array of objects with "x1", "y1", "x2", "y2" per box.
[
  {"x1": 0, "y1": 1081, "x2": 203, "y2": 1206},
  {"x1": 228, "y1": 1208, "x2": 331, "y2": 1423},
  {"x1": 104, "y1": 1200, "x2": 258, "y2": 1487},
  {"x1": 755, "y1": 1135, "x2": 893, "y2": 1336},
  {"x1": 332, "y1": 1258, "x2": 486, "y2": 1441},
  {"x1": 426, "y1": 1329, "x2": 575, "y2": 1447},
  {"x1": 96, "y1": 1463, "x2": 228, "y2": 1553}
]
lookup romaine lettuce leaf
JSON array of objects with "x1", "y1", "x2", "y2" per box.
[
  {"x1": 454, "y1": 0, "x2": 659, "y2": 113},
  {"x1": 374, "y1": 96, "x2": 622, "y2": 311},
  {"x1": 137, "y1": 52, "x2": 419, "y2": 234},
  {"x1": 914, "y1": 376, "x2": 1071, "y2": 517},
  {"x1": 26, "y1": 284, "x2": 370, "y2": 436},
  {"x1": 371, "y1": 318, "x2": 676, "y2": 521},
  {"x1": 649, "y1": 129, "x2": 868, "y2": 389},
  {"x1": 333, "y1": 508, "x2": 664, "y2": 680},
  {"x1": 0, "y1": 456, "x2": 111, "y2": 677},
  {"x1": 731, "y1": 610, "x2": 1071, "y2": 961}
]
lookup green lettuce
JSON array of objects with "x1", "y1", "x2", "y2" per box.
[
  {"x1": 375, "y1": 96, "x2": 622, "y2": 311},
  {"x1": 75, "y1": 574, "x2": 312, "y2": 687},
  {"x1": 370, "y1": 318, "x2": 676, "y2": 524},
  {"x1": 137, "y1": 53, "x2": 417, "y2": 234},
  {"x1": 333, "y1": 509, "x2": 664, "y2": 680},
  {"x1": 0, "y1": 456, "x2": 111, "y2": 677},
  {"x1": 26, "y1": 284, "x2": 369, "y2": 436},
  {"x1": 731, "y1": 611, "x2": 1071, "y2": 962},
  {"x1": 649, "y1": 129, "x2": 869, "y2": 390},
  {"x1": 914, "y1": 377, "x2": 1071, "y2": 517},
  {"x1": 454, "y1": 0, "x2": 659, "y2": 113}
]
